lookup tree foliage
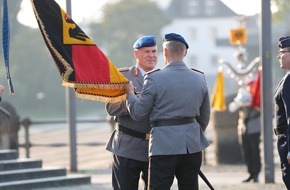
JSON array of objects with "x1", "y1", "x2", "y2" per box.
[
  {"x1": 0, "y1": 0, "x2": 103, "y2": 118},
  {"x1": 0, "y1": 0, "x2": 170, "y2": 118},
  {"x1": 90, "y1": 0, "x2": 170, "y2": 67},
  {"x1": 272, "y1": 0, "x2": 290, "y2": 23}
]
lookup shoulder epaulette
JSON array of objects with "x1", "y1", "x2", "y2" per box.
[
  {"x1": 191, "y1": 68, "x2": 204, "y2": 74},
  {"x1": 147, "y1": 68, "x2": 160, "y2": 75},
  {"x1": 118, "y1": 67, "x2": 130, "y2": 72}
]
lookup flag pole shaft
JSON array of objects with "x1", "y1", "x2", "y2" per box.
[
  {"x1": 199, "y1": 170, "x2": 214, "y2": 190},
  {"x1": 65, "y1": 0, "x2": 77, "y2": 173}
]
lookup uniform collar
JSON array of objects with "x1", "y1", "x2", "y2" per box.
[
  {"x1": 165, "y1": 61, "x2": 187, "y2": 68},
  {"x1": 135, "y1": 66, "x2": 146, "y2": 77}
]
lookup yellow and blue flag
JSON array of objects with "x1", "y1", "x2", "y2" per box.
[{"x1": 2, "y1": 0, "x2": 14, "y2": 94}]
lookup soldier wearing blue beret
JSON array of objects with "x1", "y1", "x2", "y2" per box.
[
  {"x1": 126, "y1": 33, "x2": 210, "y2": 189},
  {"x1": 106, "y1": 35, "x2": 157, "y2": 190},
  {"x1": 275, "y1": 36, "x2": 290, "y2": 189},
  {"x1": 133, "y1": 35, "x2": 156, "y2": 49},
  {"x1": 163, "y1": 33, "x2": 189, "y2": 49}
]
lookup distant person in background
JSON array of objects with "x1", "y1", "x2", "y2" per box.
[
  {"x1": 0, "y1": 85, "x2": 5, "y2": 101},
  {"x1": 105, "y1": 35, "x2": 158, "y2": 190},
  {"x1": 240, "y1": 81, "x2": 261, "y2": 183},
  {"x1": 274, "y1": 36, "x2": 290, "y2": 189},
  {"x1": 0, "y1": 85, "x2": 8, "y2": 116}
]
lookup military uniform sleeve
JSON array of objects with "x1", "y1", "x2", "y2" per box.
[
  {"x1": 282, "y1": 75, "x2": 290, "y2": 152},
  {"x1": 283, "y1": 76, "x2": 290, "y2": 125},
  {"x1": 197, "y1": 76, "x2": 210, "y2": 131},
  {"x1": 105, "y1": 67, "x2": 131, "y2": 116},
  {"x1": 106, "y1": 100, "x2": 129, "y2": 116},
  {"x1": 127, "y1": 75, "x2": 157, "y2": 121}
]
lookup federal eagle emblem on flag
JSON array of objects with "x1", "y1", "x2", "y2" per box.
[{"x1": 30, "y1": 0, "x2": 129, "y2": 103}]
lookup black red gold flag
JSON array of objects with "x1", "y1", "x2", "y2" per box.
[{"x1": 30, "y1": 0, "x2": 129, "y2": 103}]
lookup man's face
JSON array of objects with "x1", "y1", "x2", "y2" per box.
[
  {"x1": 134, "y1": 46, "x2": 157, "y2": 72},
  {"x1": 277, "y1": 48, "x2": 290, "y2": 70}
]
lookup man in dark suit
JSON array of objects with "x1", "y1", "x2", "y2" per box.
[
  {"x1": 105, "y1": 35, "x2": 157, "y2": 190},
  {"x1": 274, "y1": 36, "x2": 290, "y2": 189},
  {"x1": 126, "y1": 33, "x2": 210, "y2": 190}
]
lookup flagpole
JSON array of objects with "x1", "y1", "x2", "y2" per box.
[
  {"x1": 66, "y1": 0, "x2": 77, "y2": 173},
  {"x1": 260, "y1": 0, "x2": 274, "y2": 183}
]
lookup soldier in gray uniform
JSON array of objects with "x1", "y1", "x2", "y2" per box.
[
  {"x1": 125, "y1": 33, "x2": 210, "y2": 190},
  {"x1": 106, "y1": 35, "x2": 158, "y2": 190},
  {"x1": 239, "y1": 80, "x2": 261, "y2": 183}
]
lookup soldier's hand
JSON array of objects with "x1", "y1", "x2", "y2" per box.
[
  {"x1": 125, "y1": 81, "x2": 135, "y2": 94},
  {"x1": 135, "y1": 91, "x2": 141, "y2": 98}
]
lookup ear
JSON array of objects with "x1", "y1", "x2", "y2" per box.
[
  {"x1": 184, "y1": 49, "x2": 188, "y2": 57},
  {"x1": 163, "y1": 48, "x2": 168, "y2": 56},
  {"x1": 133, "y1": 49, "x2": 138, "y2": 58}
]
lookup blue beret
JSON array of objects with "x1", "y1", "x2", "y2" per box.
[
  {"x1": 278, "y1": 36, "x2": 290, "y2": 48},
  {"x1": 133, "y1": 35, "x2": 156, "y2": 49},
  {"x1": 163, "y1": 33, "x2": 189, "y2": 49}
]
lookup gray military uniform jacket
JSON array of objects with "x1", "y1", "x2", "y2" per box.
[
  {"x1": 127, "y1": 61, "x2": 210, "y2": 157},
  {"x1": 106, "y1": 65, "x2": 150, "y2": 162},
  {"x1": 243, "y1": 107, "x2": 261, "y2": 134}
]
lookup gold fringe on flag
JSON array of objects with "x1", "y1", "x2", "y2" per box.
[{"x1": 30, "y1": 0, "x2": 129, "y2": 103}]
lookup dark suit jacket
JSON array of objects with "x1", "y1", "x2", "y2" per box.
[{"x1": 274, "y1": 72, "x2": 290, "y2": 151}]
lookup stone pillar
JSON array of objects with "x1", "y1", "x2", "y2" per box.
[
  {"x1": 211, "y1": 94, "x2": 243, "y2": 164},
  {"x1": 0, "y1": 101, "x2": 20, "y2": 152}
]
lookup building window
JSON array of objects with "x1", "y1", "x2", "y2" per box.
[
  {"x1": 187, "y1": 0, "x2": 199, "y2": 16},
  {"x1": 209, "y1": 27, "x2": 217, "y2": 41},
  {"x1": 188, "y1": 28, "x2": 197, "y2": 41},
  {"x1": 205, "y1": 0, "x2": 216, "y2": 15},
  {"x1": 211, "y1": 55, "x2": 218, "y2": 65}
]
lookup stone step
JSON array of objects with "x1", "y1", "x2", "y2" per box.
[
  {"x1": 0, "y1": 150, "x2": 92, "y2": 189},
  {"x1": 0, "y1": 175, "x2": 91, "y2": 190},
  {"x1": 0, "y1": 167, "x2": 66, "y2": 182},
  {"x1": 0, "y1": 158, "x2": 42, "y2": 171},
  {"x1": 0, "y1": 149, "x2": 18, "y2": 161}
]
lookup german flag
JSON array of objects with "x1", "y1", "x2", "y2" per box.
[{"x1": 30, "y1": 0, "x2": 129, "y2": 103}]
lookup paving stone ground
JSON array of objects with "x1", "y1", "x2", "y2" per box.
[{"x1": 18, "y1": 119, "x2": 286, "y2": 190}]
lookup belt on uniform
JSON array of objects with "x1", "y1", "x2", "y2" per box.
[
  {"x1": 151, "y1": 117, "x2": 196, "y2": 127},
  {"x1": 116, "y1": 124, "x2": 150, "y2": 141},
  {"x1": 274, "y1": 127, "x2": 287, "y2": 135}
]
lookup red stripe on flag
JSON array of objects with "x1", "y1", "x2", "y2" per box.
[{"x1": 72, "y1": 45, "x2": 110, "y2": 82}]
